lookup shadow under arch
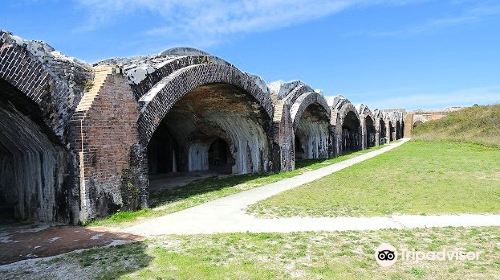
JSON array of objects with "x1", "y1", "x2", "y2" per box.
[{"x1": 0, "y1": 78, "x2": 74, "y2": 224}]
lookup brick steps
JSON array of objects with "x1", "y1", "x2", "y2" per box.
[{"x1": 75, "y1": 65, "x2": 115, "y2": 114}]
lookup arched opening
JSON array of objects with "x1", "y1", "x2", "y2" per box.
[
  {"x1": 379, "y1": 119, "x2": 387, "y2": 144},
  {"x1": 208, "y1": 137, "x2": 231, "y2": 174},
  {"x1": 413, "y1": 120, "x2": 423, "y2": 129},
  {"x1": 147, "y1": 83, "x2": 270, "y2": 192},
  {"x1": 0, "y1": 79, "x2": 69, "y2": 223},
  {"x1": 147, "y1": 128, "x2": 177, "y2": 175},
  {"x1": 294, "y1": 103, "x2": 329, "y2": 160},
  {"x1": 365, "y1": 116, "x2": 376, "y2": 148},
  {"x1": 342, "y1": 111, "x2": 361, "y2": 153},
  {"x1": 396, "y1": 121, "x2": 401, "y2": 139},
  {"x1": 402, "y1": 121, "x2": 405, "y2": 138},
  {"x1": 389, "y1": 121, "x2": 395, "y2": 141}
]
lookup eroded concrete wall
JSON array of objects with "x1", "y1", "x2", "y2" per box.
[
  {"x1": 295, "y1": 106, "x2": 330, "y2": 159},
  {"x1": 0, "y1": 97, "x2": 70, "y2": 222}
]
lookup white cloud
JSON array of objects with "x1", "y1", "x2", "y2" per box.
[{"x1": 74, "y1": 0, "x2": 427, "y2": 46}]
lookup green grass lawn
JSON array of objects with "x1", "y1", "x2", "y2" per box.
[
  {"x1": 247, "y1": 140, "x2": 500, "y2": 217},
  {"x1": 3, "y1": 227, "x2": 498, "y2": 279},
  {"x1": 89, "y1": 145, "x2": 386, "y2": 227}
]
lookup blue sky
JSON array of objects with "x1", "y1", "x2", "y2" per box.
[{"x1": 1, "y1": 0, "x2": 499, "y2": 110}]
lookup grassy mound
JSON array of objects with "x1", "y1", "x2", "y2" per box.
[{"x1": 412, "y1": 104, "x2": 500, "y2": 146}]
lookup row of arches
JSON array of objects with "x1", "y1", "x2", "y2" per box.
[
  {"x1": 277, "y1": 83, "x2": 405, "y2": 169},
  {"x1": 0, "y1": 31, "x2": 406, "y2": 223}
]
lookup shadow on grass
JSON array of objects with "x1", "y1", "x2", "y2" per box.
[
  {"x1": 1, "y1": 240, "x2": 152, "y2": 279},
  {"x1": 294, "y1": 149, "x2": 361, "y2": 169},
  {"x1": 76, "y1": 241, "x2": 152, "y2": 279},
  {"x1": 149, "y1": 158, "x2": 328, "y2": 207}
]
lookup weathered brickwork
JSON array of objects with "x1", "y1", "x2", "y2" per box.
[
  {"x1": 0, "y1": 34, "x2": 51, "y2": 105},
  {"x1": 137, "y1": 63, "x2": 274, "y2": 144},
  {"x1": 0, "y1": 31, "x2": 406, "y2": 224},
  {"x1": 357, "y1": 104, "x2": 376, "y2": 149},
  {"x1": 70, "y1": 69, "x2": 142, "y2": 221},
  {"x1": 278, "y1": 83, "x2": 333, "y2": 160},
  {"x1": 331, "y1": 96, "x2": 363, "y2": 155},
  {"x1": 0, "y1": 31, "x2": 91, "y2": 140},
  {"x1": 271, "y1": 100, "x2": 294, "y2": 171},
  {"x1": 373, "y1": 109, "x2": 387, "y2": 145}
]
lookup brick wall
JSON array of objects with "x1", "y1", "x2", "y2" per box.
[
  {"x1": 71, "y1": 71, "x2": 142, "y2": 221},
  {"x1": 272, "y1": 101, "x2": 294, "y2": 171}
]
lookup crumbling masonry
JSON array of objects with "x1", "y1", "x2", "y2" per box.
[{"x1": 0, "y1": 32, "x2": 405, "y2": 224}]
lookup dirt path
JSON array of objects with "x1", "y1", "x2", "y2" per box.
[{"x1": 0, "y1": 224, "x2": 142, "y2": 265}]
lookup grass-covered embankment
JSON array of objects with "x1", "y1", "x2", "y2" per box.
[{"x1": 412, "y1": 105, "x2": 500, "y2": 146}]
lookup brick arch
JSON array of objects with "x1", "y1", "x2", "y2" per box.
[
  {"x1": 396, "y1": 120, "x2": 402, "y2": 139},
  {"x1": 290, "y1": 91, "x2": 331, "y2": 128},
  {"x1": 358, "y1": 105, "x2": 376, "y2": 149},
  {"x1": 358, "y1": 104, "x2": 373, "y2": 119},
  {"x1": 336, "y1": 103, "x2": 361, "y2": 133},
  {"x1": 0, "y1": 33, "x2": 54, "y2": 114},
  {"x1": 0, "y1": 31, "x2": 91, "y2": 142},
  {"x1": 271, "y1": 80, "x2": 311, "y2": 101},
  {"x1": 138, "y1": 63, "x2": 273, "y2": 145},
  {"x1": 331, "y1": 97, "x2": 362, "y2": 155},
  {"x1": 333, "y1": 101, "x2": 361, "y2": 128},
  {"x1": 412, "y1": 114, "x2": 428, "y2": 126},
  {"x1": 282, "y1": 82, "x2": 315, "y2": 104},
  {"x1": 358, "y1": 104, "x2": 375, "y2": 129},
  {"x1": 125, "y1": 55, "x2": 233, "y2": 100},
  {"x1": 0, "y1": 37, "x2": 74, "y2": 223},
  {"x1": 387, "y1": 119, "x2": 395, "y2": 142},
  {"x1": 290, "y1": 91, "x2": 332, "y2": 160}
]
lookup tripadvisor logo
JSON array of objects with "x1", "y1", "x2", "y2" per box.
[
  {"x1": 374, "y1": 243, "x2": 482, "y2": 267},
  {"x1": 375, "y1": 243, "x2": 398, "y2": 267}
]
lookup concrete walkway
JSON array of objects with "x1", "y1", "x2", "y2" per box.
[{"x1": 121, "y1": 138, "x2": 500, "y2": 235}]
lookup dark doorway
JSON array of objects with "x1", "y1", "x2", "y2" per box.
[
  {"x1": 396, "y1": 121, "x2": 401, "y2": 139},
  {"x1": 147, "y1": 127, "x2": 177, "y2": 175},
  {"x1": 342, "y1": 111, "x2": 361, "y2": 153},
  {"x1": 402, "y1": 121, "x2": 405, "y2": 138},
  {"x1": 294, "y1": 135, "x2": 305, "y2": 160},
  {"x1": 366, "y1": 116, "x2": 376, "y2": 148},
  {"x1": 208, "y1": 138, "x2": 231, "y2": 174},
  {"x1": 379, "y1": 119, "x2": 387, "y2": 144},
  {"x1": 389, "y1": 122, "x2": 395, "y2": 141}
]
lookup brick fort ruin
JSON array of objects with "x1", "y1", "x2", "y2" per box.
[{"x1": 0, "y1": 31, "x2": 405, "y2": 224}]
